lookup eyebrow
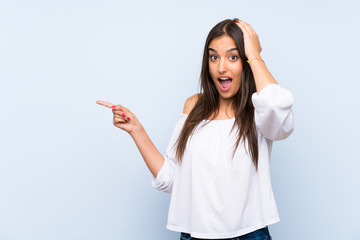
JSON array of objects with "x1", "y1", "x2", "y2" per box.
[{"x1": 208, "y1": 47, "x2": 238, "y2": 53}]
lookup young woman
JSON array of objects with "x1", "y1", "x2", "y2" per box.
[{"x1": 97, "y1": 19, "x2": 294, "y2": 240}]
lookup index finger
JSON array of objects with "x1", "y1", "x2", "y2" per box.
[{"x1": 96, "y1": 100, "x2": 114, "y2": 108}]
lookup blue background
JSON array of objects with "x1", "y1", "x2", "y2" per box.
[{"x1": 1, "y1": 0, "x2": 359, "y2": 239}]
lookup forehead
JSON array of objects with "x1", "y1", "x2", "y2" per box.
[{"x1": 208, "y1": 35, "x2": 237, "y2": 51}]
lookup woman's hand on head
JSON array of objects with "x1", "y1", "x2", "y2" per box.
[
  {"x1": 234, "y1": 19, "x2": 262, "y2": 60},
  {"x1": 96, "y1": 100, "x2": 142, "y2": 135}
]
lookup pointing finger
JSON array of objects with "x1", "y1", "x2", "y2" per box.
[{"x1": 96, "y1": 100, "x2": 114, "y2": 108}]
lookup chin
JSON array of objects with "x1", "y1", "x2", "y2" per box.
[{"x1": 219, "y1": 92, "x2": 235, "y2": 99}]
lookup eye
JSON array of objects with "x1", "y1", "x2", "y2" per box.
[
  {"x1": 210, "y1": 55, "x2": 218, "y2": 61},
  {"x1": 230, "y1": 55, "x2": 238, "y2": 61}
]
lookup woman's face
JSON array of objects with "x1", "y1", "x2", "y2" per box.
[{"x1": 208, "y1": 35, "x2": 243, "y2": 101}]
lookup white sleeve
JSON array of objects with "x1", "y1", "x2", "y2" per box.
[
  {"x1": 151, "y1": 115, "x2": 186, "y2": 193},
  {"x1": 252, "y1": 84, "x2": 295, "y2": 141}
]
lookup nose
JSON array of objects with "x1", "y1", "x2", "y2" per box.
[{"x1": 218, "y1": 58, "x2": 227, "y2": 74}]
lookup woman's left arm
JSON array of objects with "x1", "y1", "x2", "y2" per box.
[
  {"x1": 235, "y1": 19, "x2": 277, "y2": 93},
  {"x1": 251, "y1": 84, "x2": 295, "y2": 141},
  {"x1": 236, "y1": 19, "x2": 294, "y2": 141}
]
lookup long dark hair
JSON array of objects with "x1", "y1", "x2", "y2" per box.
[{"x1": 175, "y1": 19, "x2": 259, "y2": 170}]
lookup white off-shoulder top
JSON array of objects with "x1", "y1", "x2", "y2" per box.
[{"x1": 151, "y1": 84, "x2": 295, "y2": 239}]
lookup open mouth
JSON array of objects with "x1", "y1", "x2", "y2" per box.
[{"x1": 218, "y1": 77, "x2": 232, "y2": 91}]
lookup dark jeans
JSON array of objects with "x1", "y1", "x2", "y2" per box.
[{"x1": 180, "y1": 226, "x2": 272, "y2": 240}]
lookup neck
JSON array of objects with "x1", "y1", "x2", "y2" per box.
[{"x1": 217, "y1": 97, "x2": 235, "y2": 118}]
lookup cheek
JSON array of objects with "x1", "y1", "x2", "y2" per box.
[
  {"x1": 208, "y1": 65, "x2": 215, "y2": 76},
  {"x1": 231, "y1": 64, "x2": 243, "y2": 74},
  {"x1": 234, "y1": 72, "x2": 243, "y2": 87},
  {"x1": 209, "y1": 70, "x2": 217, "y2": 82},
  {"x1": 236, "y1": 68, "x2": 243, "y2": 80},
  {"x1": 211, "y1": 75, "x2": 218, "y2": 85}
]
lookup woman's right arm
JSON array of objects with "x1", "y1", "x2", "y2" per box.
[
  {"x1": 130, "y1": 125, "x2": 165, "y2": 178},
  {"x1": 96, "y1": 97, "x2": 195, "y2": 193},
  {"x1": 96, "y1": 100, "x2": 164, "y2": 178}
]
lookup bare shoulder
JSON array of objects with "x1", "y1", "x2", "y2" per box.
[{"x1": 182, "y1": 93, "x2": 202, "y2": 115}]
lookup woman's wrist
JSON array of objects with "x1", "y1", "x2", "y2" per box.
[
  {"x1": 247, "y1": 52, "x2": 261, "y2": 60},
  {"x1": 247, "y1": 56, "x2": 264, "y2": 64},
  {"x1": 129, "y1": 123, "x2": 145, "y2": 138}
]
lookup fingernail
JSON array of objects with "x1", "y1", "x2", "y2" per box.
[
  {"x1": 122, "y1": 113, "x2": 126, "y2": 117},
  {"x1": 111, "y1": 106, "x2": 115, "y2": 109},
  {"x1": 127, "y1": 117, "x2": 130, "y2": 121}
]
